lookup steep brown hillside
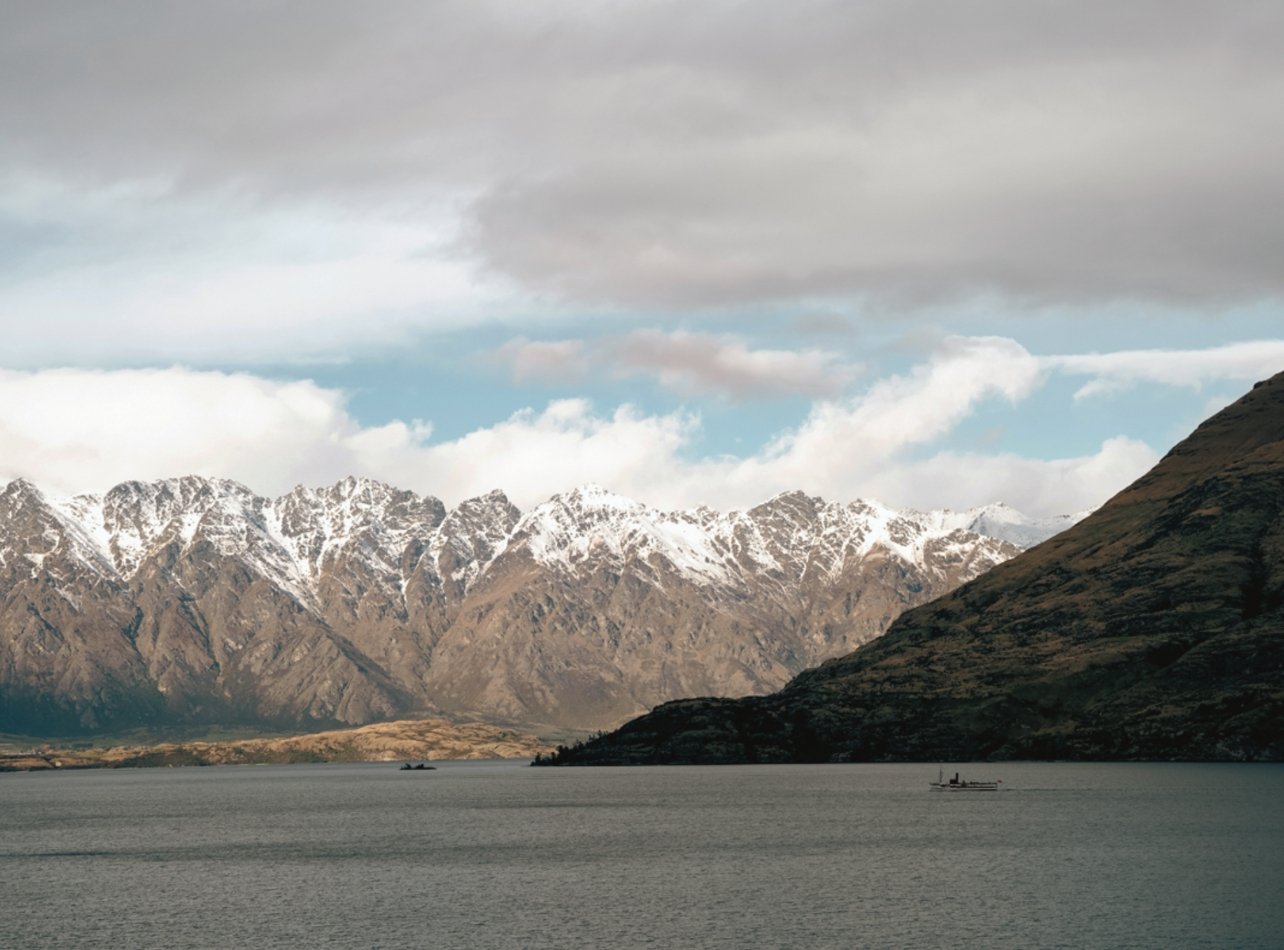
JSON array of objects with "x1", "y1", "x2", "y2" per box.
[{"x1": 548, "y1": 373, "x2": 1284, "y2": 764}]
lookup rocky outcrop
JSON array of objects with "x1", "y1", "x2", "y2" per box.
[
  {"x1": 0, "y1": 474, "x2": 1070, "y2": 735},
  {"x1": 546, "y1": 373, "x2": 1284, "y2": 764}
]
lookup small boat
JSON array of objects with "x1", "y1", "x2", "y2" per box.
[
  {"x1": 929, "y1": 768, "x2": 999, "y2": 791},
  {"x1": 399, "y1": 762, "x2": 436, "y2": 771}
]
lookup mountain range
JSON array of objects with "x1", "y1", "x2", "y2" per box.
[
  {"x1": 546, "y1": 372, "x2": 1284, "y2": 764},
  {"x1": 0, "y1": 477, "x2": 1074, "y2": 736}
]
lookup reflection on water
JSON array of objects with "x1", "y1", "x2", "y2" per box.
[{"x1": 2, "y1": 761, "x2": 1281, "y2": 949}]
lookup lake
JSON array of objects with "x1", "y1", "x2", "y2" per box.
[{"x1": 2, "y1": 761, "x2": 1281, "y2": 948}]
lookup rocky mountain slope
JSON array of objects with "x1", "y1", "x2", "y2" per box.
[
  {"x1": 547, "y1": 373, "x2": 1284, "y2": 764},
  {"x1": 0, "y1": 474, "x2": 1072, "y2": 735}
]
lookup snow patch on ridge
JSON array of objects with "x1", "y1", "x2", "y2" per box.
[
  {"x1": 3, "y1": 476, "x2": 1083, "y2": 610},
  {"x1": 508, "y1": 484, "x2": 1074, "y2": 593}
]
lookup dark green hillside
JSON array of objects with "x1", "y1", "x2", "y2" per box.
[{"x1": 547, "y1": 372, "x2": 1284, "y2": 764}]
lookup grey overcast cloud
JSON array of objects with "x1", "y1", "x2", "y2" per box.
[{"x1": 1, "y1": 1, "x2": 1282, "y2": 513}]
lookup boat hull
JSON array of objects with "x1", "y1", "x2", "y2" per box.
[
  {"x1": 929, "y1": 782, "x2": 998, "y2": 791},
  {"x1": 929, "y1": 771, "x2": 1000, "y2": 791}
]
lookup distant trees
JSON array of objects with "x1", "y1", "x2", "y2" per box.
[{"x1": 529, "y1": 731, "x2": 608, "y2": 766}]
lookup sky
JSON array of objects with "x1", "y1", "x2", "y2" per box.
[{"x1": 1, "y1": 0, "x2": 1282, "y2": 517}]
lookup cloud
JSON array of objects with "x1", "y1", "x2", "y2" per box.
[
  {"x1": 784, "y1": 336, "x2": 1041, "y2": 457},
  {"x1": 0, "y1": 369, "x2": 744, "y2": 515},
  {"x1": 413, "y1": 399, "x2": 700, "y2": 506},
  {"x1": 0, "y1": 366, "x2": 700, "y2": 508},
  {"x1": 607, "y1": 330, "x2": 857, "y2": 400},
  {"x1": 462, "y1": 2, "x2": 1284, "y2": 308},
  {"x1": 0, "y1": 368, "x2": 374, "y2": 494},
  {"x1": 0, "y1": 336, "x2": 1158, "y2": 517},
  {"x1": 2, "y1": 0, "x2": 1282, "y2": 346},
  {"x1": 0, "y1": 179, "x2": 511, "y2": 366},
  {"x1": 686, "y1": 335, "x2": 1047, "y2": 500},
  {"x1": 490, "y1": 329, "x2": 857, "y2": 400},
  {"x1": 492, "y1": 338, "x2": 587, "y2": 384},
  {"x1": 1049, "y1": 340, "x2": 1284, "y2": 399},
  {"x1": 862, "y1": 437, "x2": 1160, "y2": 517},
  {"x1": 463, "y1": 336, "x2": 1063, "y2": 509},
  {"x1": 792, "y1": 312, "x2": 857, "y2": 336}
]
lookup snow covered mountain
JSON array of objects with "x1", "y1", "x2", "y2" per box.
[{"x1": 0, "y1": 476, "x2": 1080, "y2": 735}]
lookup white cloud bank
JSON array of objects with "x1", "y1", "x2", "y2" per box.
[
  {"x1": 1050, "y1": 340, "x2": 1284, "y2": 399},
  {"x1": 0, "y1": 337, "x2": 1201, "y2": 517},
  {"x1": 0, "y1": 368, "x2": 407, "y2": 493}
]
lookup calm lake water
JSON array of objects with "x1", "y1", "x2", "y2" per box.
[{"x1": 2, "y1": 761, "x2": 1281, "y2": 949}]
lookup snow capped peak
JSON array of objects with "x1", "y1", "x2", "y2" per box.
[
  {"x1": 503, "y1": 487, "x2": 1024, "y2": 588},
  {"x1": 960, "y1": 501, "x2": 1020, "y2": 523},
  {"x1": 2, "y1": 477, "x2": 42, "y2": 495},
  {"x1": 553, "y1": 483, "x2": 644, "y2": 513},
  {"x1": 507, "y1": 489, "x2": 733, "y2": 585},
  {"x1": 319, "y1": 475, "x2": 398, "y2": 503},
  {"x1": 1, "y1": 478, "x2": 118, "y2": 581},
  {"x1": 961, "y1": 502, "x2": 1086, "y2": 547},
  {"x1": 761, "y1": 488, "x2": 820, "y2": 505},
  {"x1": 508, "y1": 485, "x2": 653, "y2": 562},
  {"x1": 445, "y1": 489, "x2": 518, "y2": 527},
  {"x1": 54, "y1": 475, "x2": 264, "y2": 578},
  {"x1": 428, "y1": 490, "x2": 523, "y2": 593},
  {"x1": 751, "y1": 489, "x2": 824, "y2": 518},
  {"x1": 104, "y1": 474, "x2": 254, "y2": 502}
]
